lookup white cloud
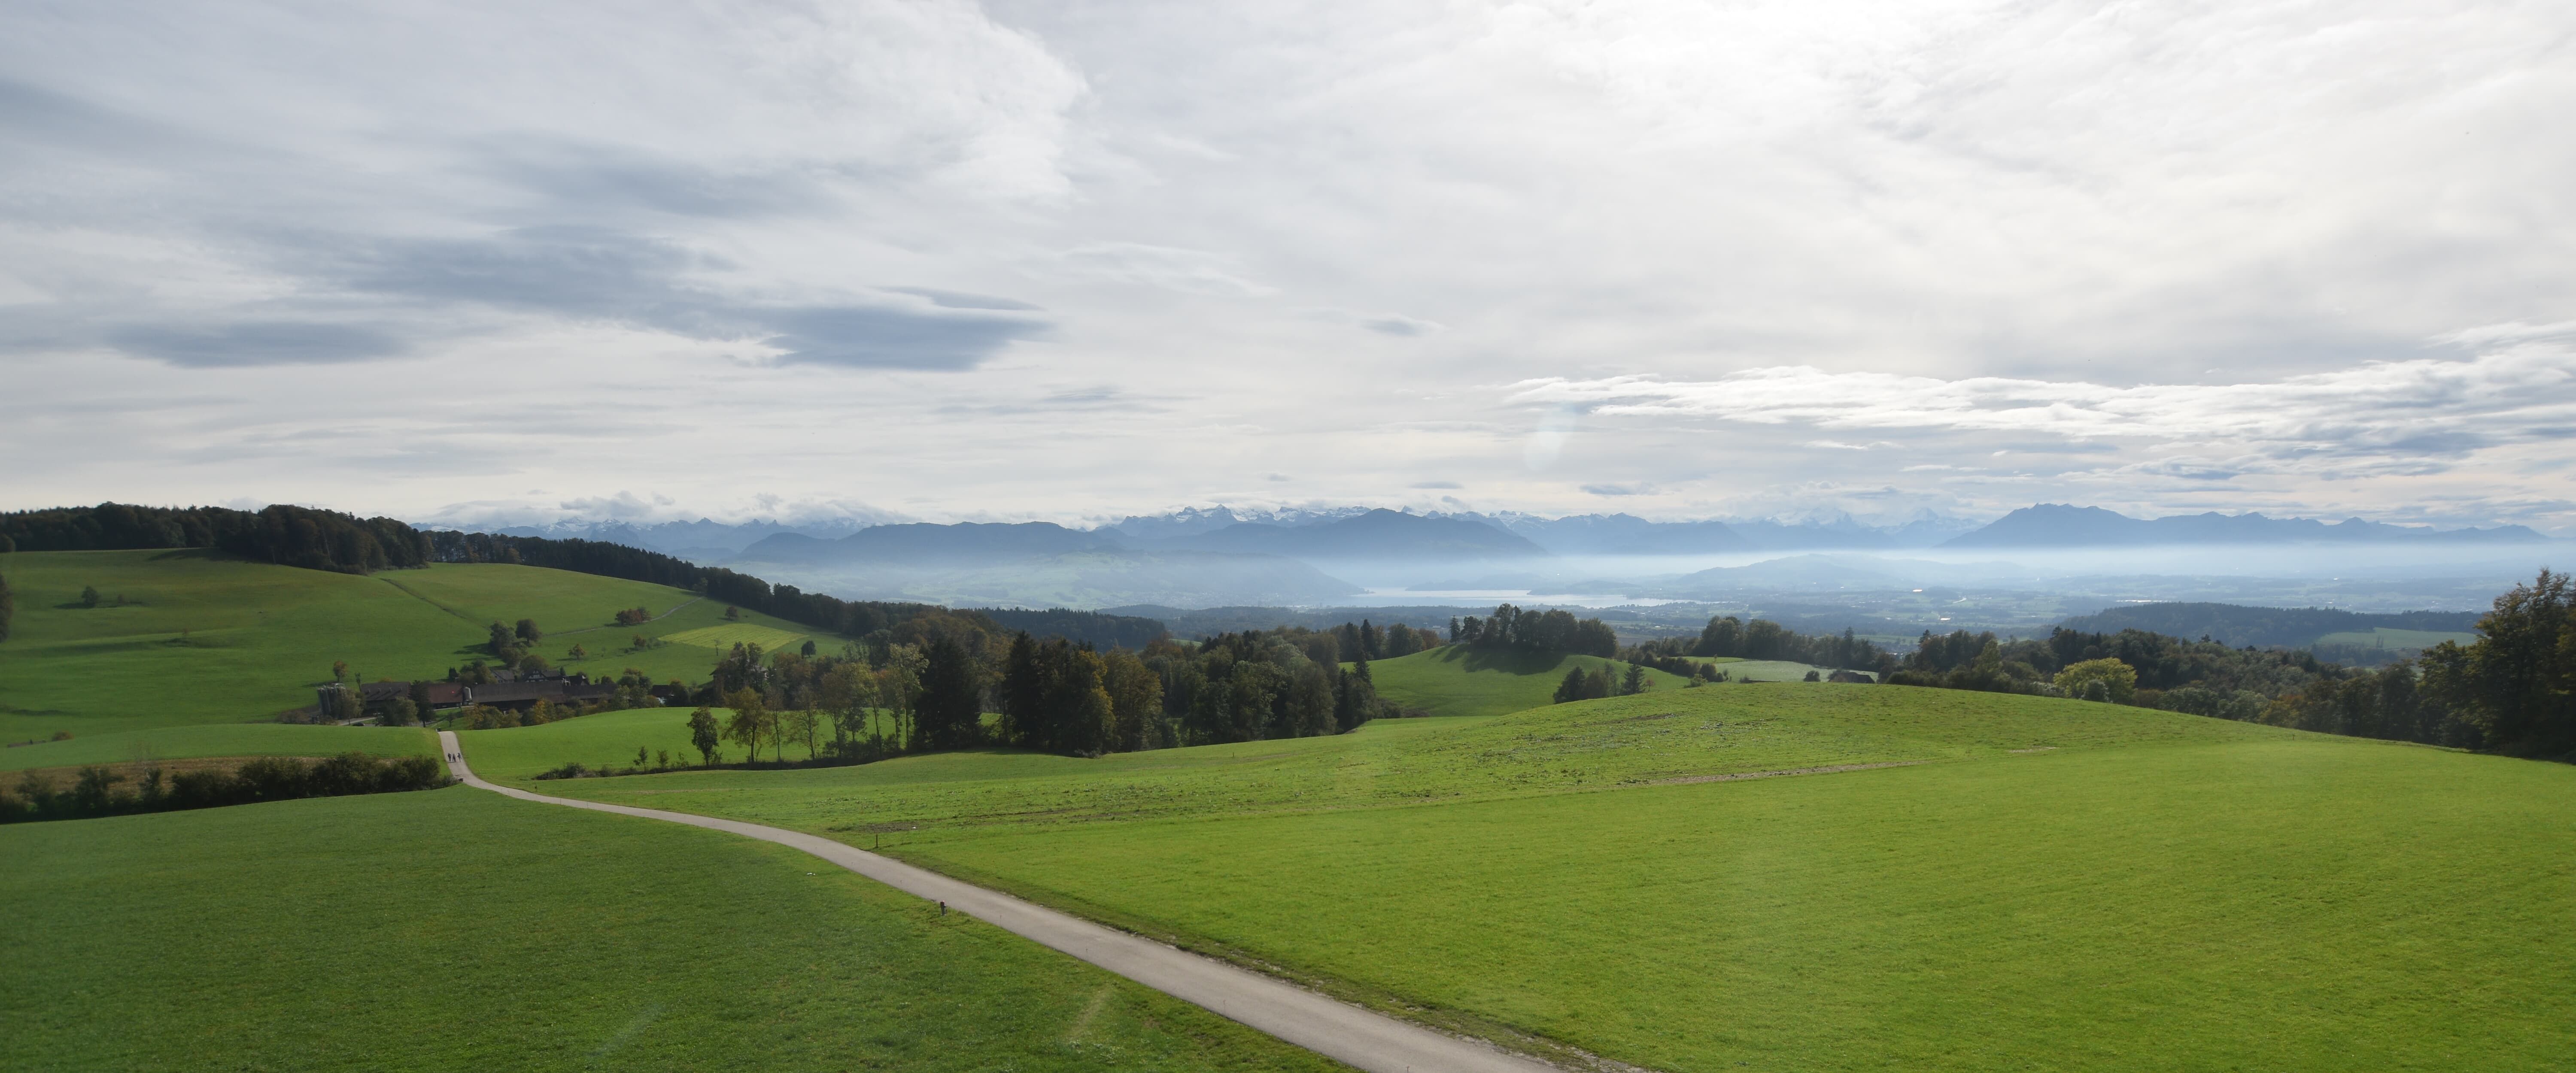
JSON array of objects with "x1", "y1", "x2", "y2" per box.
[
  {"x1": 4, "y1": 0, "x2": 2574, "y2": 532},
  {"x1": 1052, "y1": 242, "x2": 1274, "y2": 297},
  {"x1": 1504, "y1": 333, "x2": 2576, "y2": 477}
]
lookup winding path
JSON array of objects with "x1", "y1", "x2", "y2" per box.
[{"x1": 438, "y1": 731, "x2": 1562, "y2": 1073}]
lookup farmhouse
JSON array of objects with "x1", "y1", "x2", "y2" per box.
[
  {"x1": 318, "y1": 674, "x2": 617, "y2": 716},
  {"x1": 459, "y1": 677, "x2": 618, "y2": 712}
]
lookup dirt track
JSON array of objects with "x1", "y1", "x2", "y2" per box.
[{"x1": 438, "y1": 730, "x2": 1564, "y2": 1073}]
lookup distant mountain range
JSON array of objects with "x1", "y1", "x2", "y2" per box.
[
  {"x1": 1944, "y1": 505, "x2": 2547, "y2": 549},
  {"x1": 735, "y1": 521, "x2": 1116, "y2": 565},
  {"x1": 432, "y1": 502, "x2": 2554, "y2": 610},
  {"x1": 1147, "y1": 509, "x2": 1545, "y2": 561},
  {"x1": 478, "y1": 517, "x2": 873, "y2": 559}
]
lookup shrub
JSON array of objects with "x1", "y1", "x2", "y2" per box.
[
  {"x1": 2055, "y1": 658, "x2": 2139, "y2": 704},
  {"x1": 1, "y1": 752, "x2": 448, "y2": 823}
]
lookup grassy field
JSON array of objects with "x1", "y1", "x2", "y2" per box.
[
  {"x1": 455, "y1": 706, "x2": 920, "y2": 778},
  {"x1": 908, "y1": 739, "x2": 2576, "y2": 1071},
  {"x1": 0, "y1": 550, "x2": 826, "y2": 739},
  {"x1": 661, "y1": 621, "x2": 813, "y2": 652},
  {"x1": 1684, "y1": 656, "x2": 1849, "y2": 681},
  {"x1": 0, "y1": 786, "x2": 1341, "y2": 1073},
  {"x1": 1, "y1": 723, "x2": 435, "y2": 772},
  {"x1": 503, "y1": 685, "x2": 2294, "y2": 836},
  {"x1": 494, "y1": 687, "x2": 2576, "y2": 1070},
  {"x1": 1357, "y1": 646, "x2": 1694, "y2": 718},
  {"x1": 2314, "y1": 626, "x2": 2482, "y2": 650}
]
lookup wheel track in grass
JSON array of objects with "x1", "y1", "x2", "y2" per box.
[{"x1": 438, "y1": 730, "x2": 1575, "y2": 1073}]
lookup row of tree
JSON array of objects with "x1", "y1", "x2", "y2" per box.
[
  {"x1": 1, "y1": 753, "x2": 450, "y2": 823},
  {"x1": 638, "y1": 612, "x2": 1419, "y2": 767}
]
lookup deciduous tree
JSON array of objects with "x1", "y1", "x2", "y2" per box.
[
  {"x1": 723, "y1": 689, "x2": 771, "y2": 763},
  {"x1": 688, "y1": 707, "x2": 721, "y2": 765}
]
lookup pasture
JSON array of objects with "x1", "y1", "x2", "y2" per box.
[
  {"x1": 0, "y1": 551, "x2": 824, "y2": 739},
  {"x1": 2314, "y1": 626, "x2": 2481, "y2": 651},
  {"x1": 493, "y1": 685, "x2": 2576, "y2": 1070},
  {"x1": 0, "y1": 786, "x2": 1337, "y2": 1073},
  {"x1": 661, "y1": 621, "x2": 813, "y2": 652},
  {"x1": 505, "y1": 684, "x2": 2292, "y2": 836},
  {"x1": 908, "y1": 737, "x2": 2576, "y2": 1071},
  {"x1": 1357, "y1": 646, "x2": 1693, "y2": 718}
]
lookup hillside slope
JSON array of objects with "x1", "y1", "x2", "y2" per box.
[
  {"x1": 0, "y1": 550, "x2": 817, "y2": 739},
  {"x1": 505, "y1": 688, "x2": 2571, "y2": 1072},
  {"x1": 0, "y1": 787, "x2": 1334, "y2": 1073},
  {"x1": 1358, "y1": 646, "x2": 1693, "y2": 719}
]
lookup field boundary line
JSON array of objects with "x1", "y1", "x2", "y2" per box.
[
  {"x1": 552, "y1": 597, "x2": 705, "y2": 638},
  {"x1": 439, "y1": 731, "x2": 1571, "y2": 1073},
  {"x1": 1646, "y1": 761, "x2": 1924, "y2": 786},
  {"x1": 376, "y1": 576, "x2": 480, "y2": 625}
]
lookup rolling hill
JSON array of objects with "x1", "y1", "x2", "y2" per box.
[
  {"x1": 0, "y1": 549, "x2": 819, "y2": 740},
  {"x1": 0, "y1": 786, "x2": 1333, "y2": 1073},
  {"x1": 491, "y1": 685, "x2": 2576, "y2": 1072},
  {"x1": 1358, "y1": 646, "x2": 1695, "y2": 719},
  {"x1": 2056, "y1": 600, "x2": 2485, "y2": 648},
  {"x1": 1947, "y1": 503, "x2": 2549, "y2": 547}
]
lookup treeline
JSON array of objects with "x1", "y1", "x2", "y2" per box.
[
  {"x1": 1877, "y1": 570, "x2": 2576, "y2": 757},
  {"x1": 1450, "y1": 603, "x2": 1617, "y2": 656},
  {"x1": 425, "y1": 530, "x2": 1165, "y2": 650},
  {"x1": 980, "y1": 608, "x2": 1171, "y2": 651},
  {"x1": 1, "y1": 502, "x2": 430, "y2": 574},
  {"x1": 0, "y1": 753, "x2": 450, "y2": 823}
]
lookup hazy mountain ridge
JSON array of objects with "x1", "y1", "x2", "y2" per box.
[{"x1": 1947, "y1": 504, "x2": 2550, "y2": 548}]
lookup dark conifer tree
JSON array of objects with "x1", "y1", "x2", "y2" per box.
[{"x1": 915, "y1": 636, "x2": 985, "y2": 750}]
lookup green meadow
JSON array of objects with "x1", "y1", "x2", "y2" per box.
[
  {"x1": 0, "y1": 786, "x2": 1340, "y2": 1073},
  {"x1": 494, "y1": 686, "x2": 2576, "y2": 1070},
  {"x1": 483, "y1": 685, "x2": 2293, "y2": 833},
  {"x1": 2314, "y1": 626, "x2": 2482, "y2": 650},
  {"x1": 908, "y1": 739, "x2": 2576, "y2": 1071},
  {"x1": 0, "y1": 549, "x2": 823, "y2": 741},
  {"x1": 1685, "y1": 655, "x2": 1846, "y2": 681},
  {"x1": 1357, "y1": 645, "x2": 1694, "y2": 718},
  {"x1": 20, "y1": 547, "x2": 2574, "y2": 1070}
]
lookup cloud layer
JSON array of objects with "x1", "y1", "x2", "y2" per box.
[
  {"x1": 1505, "y1": 326, "x2": 2576, "y2": 481},
  {"x1": 3, "y1": 1, "x2": 2573, "y2": 531}
]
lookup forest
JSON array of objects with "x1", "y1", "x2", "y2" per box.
[{"x1": 1, "y1": 502, "x2": 430, "y2": 574}]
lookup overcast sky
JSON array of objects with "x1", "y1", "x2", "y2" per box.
[{"x1": 4, "y1": 1, "x2": 2572, "y2": 531}]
